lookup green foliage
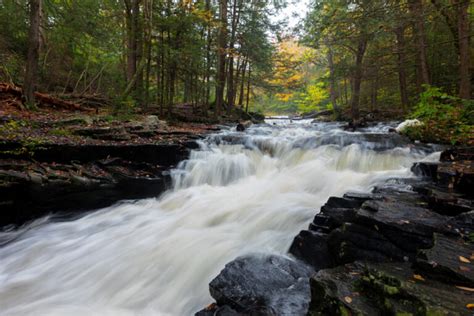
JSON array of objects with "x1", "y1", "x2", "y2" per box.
[{"x1": 404, "y1": 86, "x2": 473, "y2": 145}]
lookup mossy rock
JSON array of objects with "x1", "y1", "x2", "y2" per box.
[{"x1": 308, "y1": 262, "x2": 474, "y2": 316}]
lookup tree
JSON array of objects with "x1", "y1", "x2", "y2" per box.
[
  {"x1": 455, "y1": 0, "x2": 471, "y2": 99},
  {"x1": 24, "y1": 0, "x2": 42, "y2": 105},
  {"x1": 215, "y1": 0, "x2": 227, "y2": 118}
]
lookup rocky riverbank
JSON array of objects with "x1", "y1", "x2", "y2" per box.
[
  {"x1": 198, "y1": 147, "x2": 474, "y2": 315},
  {"x1": 0, "y1": 114, "x2": 219, "y2": 228}
]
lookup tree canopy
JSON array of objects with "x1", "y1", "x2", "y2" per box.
[{"x1": 0, "y1": 0, "x2": 472, "y2": 121}]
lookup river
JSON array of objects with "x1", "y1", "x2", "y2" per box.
[{"x1": 0, "y1": 119, "x2": 439, "y2": 315}]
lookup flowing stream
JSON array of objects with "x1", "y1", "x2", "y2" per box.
[{"x1": 0, "y1": 120, "x2": 439, "y2": 316}]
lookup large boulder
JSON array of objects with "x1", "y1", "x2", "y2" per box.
[{"x1": 205, "y1": 254, "x2": 313, "y2": 315}]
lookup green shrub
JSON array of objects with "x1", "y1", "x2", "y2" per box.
[{"x1": 403, "y1": 86, "x2": 473, "y2": 145}]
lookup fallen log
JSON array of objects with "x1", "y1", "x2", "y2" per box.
[
  {"x1": 35, "y1": 92, "x2": 84, "y2": 111},
  {"x1": 0, "y1": 82, "x2": 90, "y2": 111}
]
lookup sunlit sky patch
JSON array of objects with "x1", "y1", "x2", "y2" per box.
[{"x1": 272, "y1": 0, "x2": 311, "y2": 35}]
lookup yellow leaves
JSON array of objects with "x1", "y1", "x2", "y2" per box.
[
  {"x1": 459, "y1": 256, "x2": 471, "y2": 264},
  {"x1": 306, "y1": 82, "x2": 329, "y2": 106},
  {"x1": 275, "y1": 93, "x2": 293, "y2": 102},
  {"x1": 413, "y1": 274, "x2": 425, "y2": 281},
  {"x1": 466, "y1": 303, "x2": 474, "y2": 310}
]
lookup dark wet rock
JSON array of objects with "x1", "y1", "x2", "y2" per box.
[
  {"x1": 0, "y1": 141, "x2": 190, "y2": 165},
  {"x1": 441, "y1": 147, "x2": 474, "y2": 162},
  {"x1": 413, "y1": 185, "x2": 474, "y2": 216},
  {"x1": 0, "y1": 137, "x2": 201, "y2": 228},
  {"x1": 452, "y1": 211, "x2": 474, "y2": 236},
  {"x1": 195, "y1": 304, "x2": 240, "y2": 316},
  {"x1": 289, "y1": 229, "x2": 333, "y2": 271},
  {"x1": 411, "y1": 162, "x2": 438, "y2": 179},
  {"x1": 290, "y1": 183, "x2": 467, "y2": 271},
  {"x1": 328, "y1": 222, "x2": 411, "y2": 264},
  {"x1": 437, "y1": 161, "x2": 474, "y2": 197},
  {"x1": 413, "y1": 157, "x2": 474, "y2": 198},
  {"x1": 207, "y1": 254, "x2": 312, "y2": 315},
  {"x1": 417, "y1": 234, "x2": 474, "y2": 287},
  {"x1": 0, "y1": 158, "x2": 172, "y2": 228},
  {"x1": 308, "y1": 261, "x2": 474, "y2": 316}
]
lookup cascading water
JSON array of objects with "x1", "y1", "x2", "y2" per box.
[{"x1": 0, "y1": 119, "x2": 440, "y2": 316}]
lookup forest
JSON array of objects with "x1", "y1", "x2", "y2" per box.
[{"x1": 0, "y1": 0, "x2": 472, "y2": 139}]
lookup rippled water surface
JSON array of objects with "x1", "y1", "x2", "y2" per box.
[{"x1": 0, "y1": 119, "x2": 439, "y2": 315}]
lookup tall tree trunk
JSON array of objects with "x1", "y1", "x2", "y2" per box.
[
  {"x1": 215, "y1": 0, "x2": 227, "y2": 118},
  {"x1": 245, "y1": 63, "x2": 251, "y2": 113},
  {"x1": 395, "y1": 25, "x2": 410, "y2": 112},
  {"x1": 124, "y1": 0, "x2": 142, "y2": 100},
  {"x1": 350, "y1": 36, "x2": 367, "y2": 122},
  {"x1": 456, "y1": 0, "x2": 471, "y2": 99},
  {"x1": 158, "y1": 30, "x2": 165, "y2": 117},
  {"x1": 408, "y1": 0, "x2": 430, "y2": 88},
  {"x1": 24, "y1": 0, "x2": 42, "y2": 105},
  {"x1": 233, "y1": 56, "x2": 242, "y2": 106},
  {"x1": 135, "y1": 0, "x2": 143, "y2": 103},
  {"x1": 238, "y1": 58, "x2": 247, "y2": 108},
  {"x1": 143, "y1": 0, "x2": 153, "y2": 108},
  {"x1": 226, "y1": 0, "x2": 242, "y2": 114},
  {"x1": 203, "y1": 0, "x2": 212, "y2": 115},
  {"x1": 326, "y1": 42, "x2": 339, "y2": 115},
  {"x1": 370, "y1": 76, "x2": 378, "y2": 112}
]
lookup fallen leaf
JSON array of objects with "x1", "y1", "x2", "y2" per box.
[
  {"x1": 413, "y1": 274, "x2": 425, "y2": 281},
  {"x1": 467, "y1": 303, "x2": 474, "y2": 310},
  {"x1": 344, "y1": 296, "x2": 352, "y2": 304},
  {"x1": 456, "y1": 286, "x2": 474, "y2": 292},
  {"x1": 459, "y1": 256, "x2": 471, "y2": 264}
]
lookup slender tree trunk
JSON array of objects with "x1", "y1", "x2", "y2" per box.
[
  {"x1": 215, "y1": 0, "x2": 227, "y2": 118},
  {"x1": 456, "y1": 0, "x2": 471, "y2": 99},
  {"x1": 238, "y1": 58, "x2": 247, "y2": 108},
  {"x1": 408, "y1": 0, "x2": 430, "y2": 88},
  {"x1": 395, "y1": 26, "x2": 410, "y2": 112},
  {"x1": 350, "y1": 36, "x2": 367, "y2": 121},
  {"x1": 24, "y1": 0, "x2": 42, "y2": 105},
  {"x1": 233, "y1": 56, "x2": 242, "y2": 106},
  {"x1": 370, "y1": 76, "x2": 378, "y2": 112},
  {"x1": 158, "y1": 30, "x2": 165, "y2": 117},
  {"x1": 226, "y1": 0, "x2": 242, "y2": 114},
  {"x1": 326, "y1": 43, "x2": 339, "y2": 115},
  {"x1": 144, "y1": 0, "x2": 153, "y2": 108},
  {"x1": 343, "y1": 78, "x2": 348, "y2": 105},
  {"x1": 245, "y1": 63, "x2": 251, "y2": 113},
  {"x1": 203, "y1": 0, "x2": 212, "y2": 115}
]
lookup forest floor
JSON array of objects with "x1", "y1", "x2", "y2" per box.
[{"x1": 0, "y1": 102, "x2": 221, "y2": 147}]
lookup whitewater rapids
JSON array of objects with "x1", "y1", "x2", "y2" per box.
[{"x1": 0, "y1": 119, "x2": 439, "y2": 315}]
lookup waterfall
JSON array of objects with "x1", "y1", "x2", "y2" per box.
[{"x1": 0, "y1": 119, "x2": 439, "y2": 316}]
